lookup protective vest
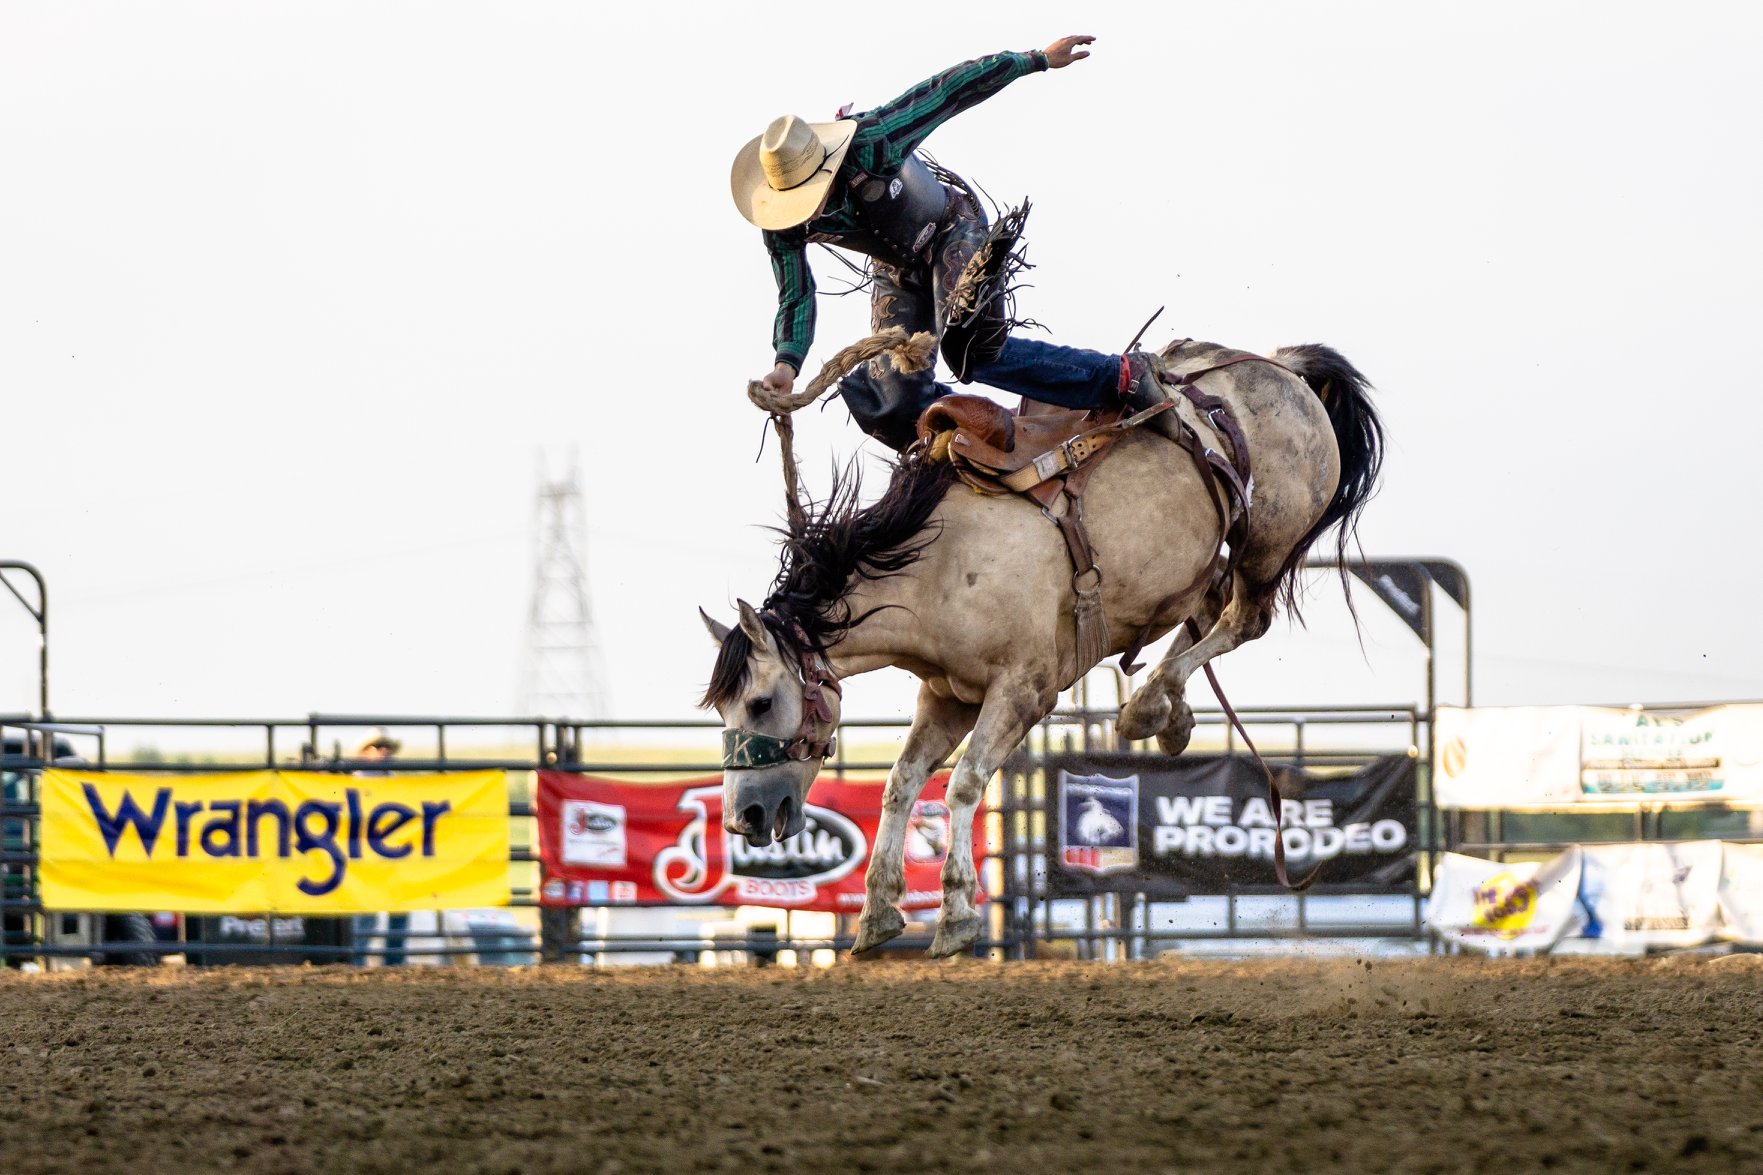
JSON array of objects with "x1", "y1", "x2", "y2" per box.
[{"x1": 828, "y1": 154, "x2": 952, "y2": 268}]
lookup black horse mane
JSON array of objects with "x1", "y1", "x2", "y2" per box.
[{"x1": 700, "y1": 455, "x2": 958, "y2": 710}]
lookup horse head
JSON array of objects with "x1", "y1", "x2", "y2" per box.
[{"x1": 699, "y1": 600, "x2": 842, "y2": 847}]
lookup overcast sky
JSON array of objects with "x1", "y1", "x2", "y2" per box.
[{"x1": 2, "y1": 1, "x2": 1759, "y2": 730}]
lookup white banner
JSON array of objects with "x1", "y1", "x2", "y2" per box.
[
  {"x1": 1434, "y1": 707, "x2": 1581, "y2": 809},
  {"x1": 1434, "y1": 705, "x2": 1763, "y2": 809},
  {"x1": 1718, "y1": 841, "x2": 1763, "y2": 947},
  {"x1": 1432, "y1": 841, "x2": 1763, "y2": 953},
  {"x1": 1427, "y1": 849, "x2": 1585, "y2": 953},
  {"x1": 1578, "y1": 842, "x2": 1724, "y2": 949}
]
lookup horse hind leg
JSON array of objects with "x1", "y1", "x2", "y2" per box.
[
  {"x1": 1117, "y1": 582, "x2": 1225, "y2": 745},
  {"x1": 1158, "y1": 573, "x2": 1278, "y2": 707},
  {"x1": 1155, "y1": 463, "x2": 1326, "y2": 712},
  {"x1": 1121, "y1": 572, "x2": 1277, "y2": 748},
  {"x1": 1155, "y1": 691, "x2": 1197, "y2": 756},
  {"x1": 1125, "y1": 359, "x2": 1341, "y2": 747},
  {"x1": 1116, "y1": 674, "x2": 1175, "y2": 743}
]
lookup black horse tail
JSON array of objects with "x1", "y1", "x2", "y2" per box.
[{"x1": 1267, "y1": 343, "x2": 1385, "y2": 616}]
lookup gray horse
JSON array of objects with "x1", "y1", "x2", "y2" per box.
[{"x1": 702, "y1": 338, "x2": 1383, "y2": 957}]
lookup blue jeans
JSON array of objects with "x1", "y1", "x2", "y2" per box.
[
  {"x1": 838, "y1": 336, "x2": 1122, "y2": 450},
  {"x1": 972, "y1": 336, "x2": 1122, "y2": 409}
]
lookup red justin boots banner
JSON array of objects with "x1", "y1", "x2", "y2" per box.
[{"x1": 535, "y1": 771, "x2": 981, "y2": 913}]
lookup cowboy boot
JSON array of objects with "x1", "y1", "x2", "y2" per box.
[
  {"x1": 941, "y1": 205, "x2": 1027, "y2": 382},
  {"x1": 1118, "y1": 352, "x2": 1187, "y2": 444}
]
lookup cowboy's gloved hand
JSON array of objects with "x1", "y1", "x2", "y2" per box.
[{"x1": 1043, "y1": 34, "x2": 1094, "y2": 68}]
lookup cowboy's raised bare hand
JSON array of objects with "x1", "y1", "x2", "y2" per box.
[
  {"x1": 760, "y1": 362, "x2": 796, "y2": 397},
  {"x1": 1043, "y1": 35, "x2": 1094, "y2": 69}
]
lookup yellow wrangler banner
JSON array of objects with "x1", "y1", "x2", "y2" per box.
[{"x1": 41, "y1": 769, "x2": 511, "y2": 913}]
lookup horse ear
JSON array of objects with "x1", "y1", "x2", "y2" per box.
[
  {"x1": 735, "y1": 599, "x2": 771, "y2": 650},
  {"x1": 699, "y1": 608, "x2": 732, "y2": 646}
]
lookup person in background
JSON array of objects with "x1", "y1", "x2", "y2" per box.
[{"x1": 352, "y1": 728, "x2": 410, "y2": 966}]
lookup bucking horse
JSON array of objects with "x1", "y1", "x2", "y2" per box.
[{"x1": 701, "y1": 332, "x2": 1383, "y2": 957}]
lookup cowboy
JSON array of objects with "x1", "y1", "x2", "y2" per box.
[{"x1": 733, "y1": 37, "x2": 1181, "y2": 452}]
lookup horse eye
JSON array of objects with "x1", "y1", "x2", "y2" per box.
[{"x1": 749, "y1": 696, "x2": 773, "y2": 718}]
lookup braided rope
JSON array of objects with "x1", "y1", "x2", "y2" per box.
[
  {"x1": 746, "y1": 328, "x2": 938, "y2": 531},
  {"x1": 745, "y1": 328, "x2": 936, "y2": 416}
]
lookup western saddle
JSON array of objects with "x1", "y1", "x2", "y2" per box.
[{"x1": 908, "y1": 356, "x2": 1260, "y2": 674}]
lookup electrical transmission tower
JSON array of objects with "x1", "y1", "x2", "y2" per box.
[{"x1": 519, "y1": 452, "x2": 609, "y2": 720}]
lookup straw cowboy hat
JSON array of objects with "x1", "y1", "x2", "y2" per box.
[
  {"x1": 731, "y1": 114, "x2": 858, "y2": 230},
  {"x1": 358, "y1": 728, "x2": 402, "y2": 755}
]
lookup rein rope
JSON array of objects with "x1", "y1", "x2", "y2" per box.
[
  {"x1": 1189, "y1": 619, "x2": 1320, "y2": 892},
  {"x1": 747, "y1": 328, "x2": 938, "y2": 530},
  {"x1": 726, "y1": 330, "x2": 936, "y2": 770}
]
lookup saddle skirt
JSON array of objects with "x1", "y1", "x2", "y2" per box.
[
  {"x1": 913, "y1": 392, "x2": 1239, "y2": 508},
  {"x1": 914, "y1": 396, "x2": 1122, "y2": 504}
]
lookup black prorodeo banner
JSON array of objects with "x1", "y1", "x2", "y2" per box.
[{"x1": 1044, "y1": 753, "x2": 1417, "y2": 896}]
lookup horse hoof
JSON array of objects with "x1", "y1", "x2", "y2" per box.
[
  {"x1": 1116, "y1": 690, "x2": 1171, "y2": 742},
  {"x1": 851, "y1": 907, "x2": 906, "y2": 955},
  {"x1": 927, "y1": 913, "x2": 983, "y2": 959},
  {"x1": 1155, "y1": 703, "x2": 1196, "y2": 756},
  {"x1": 1156, "y1": 724, "x2": 1192, "y2": 756}
]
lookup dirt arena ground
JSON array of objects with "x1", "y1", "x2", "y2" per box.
[{"x1": 2, "y1": 955, "x2": 1759, "y2": 1174}]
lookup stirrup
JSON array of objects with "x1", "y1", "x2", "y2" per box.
[{"x1": 1118, "y1": 353, "x2": 1185, "y2": 441}]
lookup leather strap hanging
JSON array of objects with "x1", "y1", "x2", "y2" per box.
[{"x1": 1189, "y1": 616, "x2": 1320, "y2": 891}]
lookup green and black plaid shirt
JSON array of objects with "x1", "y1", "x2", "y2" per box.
[{"x1": 761, "y1": 49, "x2": 1047, "y2": 373}]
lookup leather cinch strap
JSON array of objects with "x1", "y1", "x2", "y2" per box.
[{"x1": 1188, "y1": 617, "x2": 1320, "y2": 892}]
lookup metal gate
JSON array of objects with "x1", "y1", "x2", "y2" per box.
[
  {"x1": 3, "y1": 705, "x2": 1440, "y2": 967},
  {"x1": 991, "y1": 685, "x2": 1434, "y2": 960},
  {"x1": 2, "y1": 560, "x2": 1467, "y2": 967}
]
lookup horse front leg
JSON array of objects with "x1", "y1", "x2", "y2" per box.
[
  {"x1": 852, "y1": 684, "x2": 978, "y2": 954},
  {"x1": 930, "y1": 678, "x2": 1054, "y2": 958}
]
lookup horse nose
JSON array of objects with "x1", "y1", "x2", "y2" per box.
[
  {"x1": 774, "y1": 797, "x2": 805, "y2": 842},
  {"x1": 725, "y1": 776, "x2": 796, "y2": 846},
  {"x1": 721, "y1": 801, "x2": 766, "y2": 845}
]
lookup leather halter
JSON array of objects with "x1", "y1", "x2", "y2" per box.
[{"x1": 720, "y1": 618, "x2": 842, "y2": 769}]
